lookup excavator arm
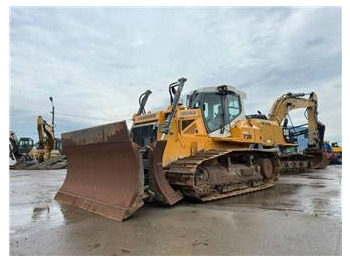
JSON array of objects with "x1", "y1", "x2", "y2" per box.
[
  {"x1": 268, "y1": 92, "x2": 319, "y2": 147},
  {"x1": 37, "y1": 116, "x2": 55, "y2": 153},
  {"x1": 268, "y1": 92, "x2": 328, "y2": 168},
  {"x1": 30, "y1": 116, "x2": 56, "y2": 162}
]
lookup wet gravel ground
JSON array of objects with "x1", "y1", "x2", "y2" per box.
[{"x1": 9, "y1": 165, "x2": 342, "y2": 255}]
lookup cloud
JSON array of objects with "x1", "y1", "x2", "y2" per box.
[{"x1": 9, "y1": 6, "x2": 341, "y2": 142}]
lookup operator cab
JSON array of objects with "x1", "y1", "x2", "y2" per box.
[
  {"x1": 18, "y1": 137, "x2": 34, "y2": 154},
  {"x1": 188, "y1": 85, "x2": 246, "y2": 136}
]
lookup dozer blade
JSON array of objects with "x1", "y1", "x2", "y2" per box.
[{"x1": 55, "y1": 121, "x2": 144, "y2": 222}]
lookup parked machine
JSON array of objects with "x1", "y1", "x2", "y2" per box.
[
  {"x1": 9, "y1": 130, "x2": 35, "y2": 167},
  {"x1": 322, "y1": 141, "x2": 342, "y2": 165},
  {"x1": 29, "y1": 116, "x2": 60, "y2": 163},
  {"x1": 17, "y1": 137, "x2": 34, "y2": 155},
  {"x1": 9, "y1": 130, "x2": 19, "y2": 166},
  {"x1": 331, "y1": 142, "x2": 342, "y2": 164},
  {"x1": 56, "y1": 78, "x2": 327, "y2": 221},
  {"x1": 265, "y1": 92, "x2": 328, "y2": 172},
  {"x1": 10, "y1": 115, "x2": 66, "y2": 170}
]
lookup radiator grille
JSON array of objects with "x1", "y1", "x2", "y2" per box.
[{"x1": 131, "y1": 123, "x2": 158, "y2": 147}]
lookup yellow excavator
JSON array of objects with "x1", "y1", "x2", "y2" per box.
[
  {"x1": 29, "y1": 116, "x2": 58, "y2": 162},
  {"x1": 11, "y1": 116, "x2": 67, "y2": 170},
  {"x1": 55, "y1": 78, "x2": 327, "y2": 221},
  {"x1": 266, "y1": 92, "x2": 328, "y2": 172}
]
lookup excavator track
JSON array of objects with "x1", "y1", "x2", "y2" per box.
[
  {"x1": 165, "y1": 148, "x2": 280, "y2": 202},
  {"x1": 279, "y1": 153, "x2": 313, "y2": 174},
  {"x1": 279, "y1": 148, "x2": 329, "y2": 174}
]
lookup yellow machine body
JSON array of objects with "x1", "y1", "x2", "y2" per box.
[
  {"x1": 56, "y1": 78, "x2": 326, "y2": 222},
  {"x1": 133, "y1": 106, "x2": 294, "y2": 167}
]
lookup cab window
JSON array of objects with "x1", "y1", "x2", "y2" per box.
[
  {"x1": 203, "y1": 93, "x2": 223, "y2": 133},
  {"x1": 228, "y1": 94, "x2": 241, "y2": 121}
]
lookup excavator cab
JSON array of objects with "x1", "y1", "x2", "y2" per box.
[
  {"x1": 187, "y1": 85, "x2": 244, "y2": 135},
  {"x1": 18, "y1": 137, "x2": 34, "y2": 155}
]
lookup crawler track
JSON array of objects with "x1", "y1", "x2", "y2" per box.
[
  {"x1": 279, "y1": 149, "x2": 329, "y2": 174},
  {"x1": 165, "y1": 149, "x2": 280, "y2": 201},
  {"x1": 279, "y1": 153, "x2": 313, "y2": 174}
]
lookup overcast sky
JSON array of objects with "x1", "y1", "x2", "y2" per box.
[{"x1": 9, "y1": 6, "x2": 342, "y2": 143}]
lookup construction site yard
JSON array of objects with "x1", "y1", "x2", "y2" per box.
[{"x1": 9, "y1": 165, "x2": 342, "y2": 256}]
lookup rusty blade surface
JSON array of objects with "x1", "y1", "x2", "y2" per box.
[
  {"x1": 148, "y1": 141, "x2": 183, "y2": 205},
  {"x1": 55, "y1": 121, "x2": 144, "y2": 222}
]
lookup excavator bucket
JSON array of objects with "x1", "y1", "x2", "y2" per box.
[
  {"x1": 304, "y1": 147, "x2": 330, "y2": 169},
  {"x1": 55, "y1": 121, "x2": 145, "y2": 222}
]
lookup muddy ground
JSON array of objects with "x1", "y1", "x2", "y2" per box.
[{"x1": 9, "y1": 165, "x2": 342, "y2": 255}]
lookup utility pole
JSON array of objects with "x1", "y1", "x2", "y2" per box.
[{"x1": 49, "y1": 96, "x2": 55, "y2": 138}]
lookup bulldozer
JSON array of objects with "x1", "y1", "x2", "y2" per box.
[{"x1": 55, "y1": 78, "x2": 327, "y2": 221}]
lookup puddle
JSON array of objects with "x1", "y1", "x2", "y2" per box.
[{"x1": 198, "y1": 182, "x2": 341, "y2": 216}]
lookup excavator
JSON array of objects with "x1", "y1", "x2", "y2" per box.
[
  {"x1": 11, "y1": 116, "x2": 66, "y2": 170},
  {"x1": 55, "y1": 78, "x2": 327, "y2": 221},
  {"x1": 267, "y1": 92, "x2": 328, "y2": 172},
  {"x1": 28, "y1": 116, "x2": 56, "y2": 162}
]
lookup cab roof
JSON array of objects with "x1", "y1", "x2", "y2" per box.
[{"x1": 192, "y1": 85, "x2": 247, "y2": 99}]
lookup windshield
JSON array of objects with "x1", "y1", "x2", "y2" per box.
[
  {"x1": 203, "y1": 93, "x2": 241, "y2": 133},
  {"x1": 19, "y1": 140, "x2": 29, "y2": 146},
  {"x1": 19, "y1": 139, "x2": 33, "y2": 148}
]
